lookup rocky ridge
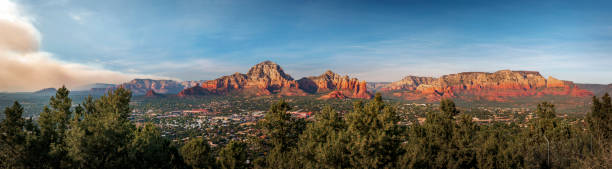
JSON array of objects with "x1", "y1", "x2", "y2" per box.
[
  {"x1": 381, "y1": 70, "x2": 592, "y2": 101},
  {"x1": 179, "y1": 61, "x2": 371, "y2": 98},
  {"x1": 112, "y1": 79, "x2": 204, "y2": 95},
  {"x1": 297, "y1": 70, "x2": 372, "y2": 99},
  {"x1": 144, "y1": 89, "x2": 163, "y2": 97}
]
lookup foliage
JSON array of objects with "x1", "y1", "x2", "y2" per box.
[
  {"x1": 1, "y1": 88, "x2": 612, "y2": 169},
  {"x1": 217, "y1": 140, "x2": 249, "y2": 169},
  {"x1": 0, "y1": 102, "x2": 27, "y2": 168},
  {"x1": 180, "y1": 137, "x2": 214, "y2": 169},
  {"x1": 257, "y1": 99, "x2": 306, "y2": 169}
]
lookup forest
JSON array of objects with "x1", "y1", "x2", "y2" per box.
[{"x1": 1, "y1": 87, "x2": 611, "y2": 169}]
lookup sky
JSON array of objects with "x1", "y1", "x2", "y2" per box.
[{"x1": 1, "y1": 0, "x2": 612, "y2": 91}]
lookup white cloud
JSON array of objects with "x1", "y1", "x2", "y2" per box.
[
  {"x1": 0, "y1": 0, "x2": 169, "y2": 92},
  {"x1": 68, "y1": 11, "x2": 91, "y2": 24},
  {"x1": 69, "y1": 12, "x2": 81, "y2": 21}
]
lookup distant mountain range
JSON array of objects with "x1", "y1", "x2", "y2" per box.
[
  {"x1": 33, "y1": 88, "x2": 58, "y2": 96},
  {"x1": 575, "y1": 83, "x2": 612, "y2": 96},
  {"x1": 32, "y1": 61, "x2": 610, "y2": 102}
]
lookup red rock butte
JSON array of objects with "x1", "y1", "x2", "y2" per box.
[
  {"x1": 178, "y1": 61, "x2": 373, "y2": 99},
  {"x1": 380, "y1": 70, "x2": 592, "y2": 101}
]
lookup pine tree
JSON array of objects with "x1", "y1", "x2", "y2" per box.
[
  {"x1": 343, "y1": 93, "x2": 402, "y2": 168},
  {"x1": 297, "y1": 106, "x2": 348, "y2": 169},
  {"x1": 65, "y1": 88, "x2": 135, "y2": 168},
  {"x1": 0, "y1": 102, "x2": 26, "y2": 168},
  {"x1": 37, "y1": 86, "x2": 73, "y2": 168},
  {"x1": 440, "y1": 98, "x2": 460, "y2": 117},
  {"x1": 129, "y1": 123, "x2": 183, "y2": 169},
  {"x1": 587, "y1": 93, "x2": 612, "y2": 141},
  {"x1": 180, "y1": 137, "x2": 214, "y2": 169},
  {"x1": 536, "y1": 102, "x2": 556, "y2": 119},
  {"x1": 217, "y1": 140, "x2": 249, "y2": 169},
  {"x1": 583, "y1": 93, "x2": 612, "y2": 168},
  {"x1": 259, "y1": 99, "x2": 305, "y2": 169}
]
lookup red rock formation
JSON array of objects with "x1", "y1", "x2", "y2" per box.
[
  {"x1": 381, "y1": 76, "x2": 436, "y2": 91},
  {"x1": 319, "y1": 91, "x2": 349, "y2": 99},
  {"x1": 178, "y1": 62, "x2": 373, "y2": 98},
  {"x1": 245, "y1": 61, "x2": 301, "y2": 93},
  {"x1": 383, "y1": 70, "x2": 592, "y2": 101},
  {"x1": 179, "y1": 61, "x2": 307, "y2": 97},
  {"x1": 113, "y1": 79, "x2": 203, "y2": 95},
  {"x1": 200, "y1": 73, "x2": 248, "y2": 94},
  {"x1": 177, "y1": 84, "x2": 211, "y2": 97},
  {"x1": 546, "y1": 76, "x2": 565, "y2": 88},
  {"x1": 144, "y1": 89, "x2": 163, "y2": 97},
  {"x1": 298, "y1": 70, "x2": 373, "y2": 99}
]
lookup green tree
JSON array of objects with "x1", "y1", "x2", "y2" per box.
[
  {"x1": 180, "y1": 137, "x2": 214, "y2": 169},
  {"x1": 517, "y1": 101, "x2": 590, "y2": 168},
  {"x1": 536, "y1": 102, "x2": 557, "y2": 119},
  {"x1": 583, "y1": 93, "x2": 612, "y2": 169},
  {"x1": 37, "y1": 86, "x2": 73, "y2": 168},
  {"x1": 259, "y1": 99, "x2": 305, "y2": 169},
  {"x1": 217, "y1": 140, "x2": 249, "y2": 169},
  {"x1": 297, "y1": 106, "x2": 348, "y2": 169},
  {"x1": 343, "y1": 93, "x2": 402, "y2": 168},
  {"x1": 440, "y1": 98, "x2": 460, "y2": 117},
  {"x1": 587, "y1": 93, "x2": 612, "y2": 141},
  {"x1": 0, "y1": 102, "x2": 26, "y2": 168},
  {"x1": 475, "y1": 124, "x2": 524, "y2": 169},
  {"x1": 65, "y1": 88, "x2": 135, "y2": 168},
  {"x1": 449, "y1": 114, "x2": 478, "y2": 168},
  {"x1": 129, "y1": 123, "x2": 184, "y2": 169},
  {"x1": 400, "y1": 98, "x2": 480, "y2": 168}
]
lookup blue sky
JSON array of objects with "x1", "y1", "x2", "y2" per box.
[{"x1": 14, "y1": 0, "x2": 612, "y2": 84}]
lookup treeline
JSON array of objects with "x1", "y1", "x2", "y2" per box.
[{"x1": 1, "y1": 87, "x2": 611, "y2": 169}]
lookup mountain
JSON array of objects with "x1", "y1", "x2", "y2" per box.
[
  {"x1": 73, "y1": 83, "x2": 116, "y2": 91},
  {"x1": 144, "y1": 89, "x2": 164, "y2": 98},
  {"x1": 34, "y1": 88, "x2": 57, "y2": 95},
  {"x1": 297, "y1": 70, "x2": 372, "y2": 99},
  {"x1": 113, "y1": 79, "x2": 204, "y2": 95},
  {"x1": 367, "y1": 82, "x2": 391, "y2": 92},
  {"x1": 179, "y1": 61, "x2": 372, "y2": 98},
  {"x1": 380, "y1": 70, "x2": 592, "y2": 101},
  {"x1": 576, "y1": 83, "x2": 612, "y2": 96},
  {"x1": 319, "y1": 91, "x2": 349, "y2": 99},
  {"x1": 183, "y1": 61, "x2": 305, "y2": 96}
]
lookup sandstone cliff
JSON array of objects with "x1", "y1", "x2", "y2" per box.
[
  {"x1": 177, "y1": 84, "x2": 212, "y2": 97},
  {"x1": 113, "y1": 79, "x2": 203, "y2": 95},
  {"x1": 383, "y1": 70, "x2": 592, "y2": 101},
  {"x1": 180, "y1": 61, "x2": 307, "y2": 97},
  {"x1": 298, "y1": 70, "x2": 372, "y2": 99},
  {"x1": 144, "y1": 89, "x2": 163, "y2": 97},
  {"x1": 178, "y1": 62, "x2": 372, "y2": 98},
  {"x1": 319, "y1": 91, "x2": 349, "y2": 99}
]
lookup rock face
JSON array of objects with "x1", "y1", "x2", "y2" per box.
[
  {"x1": 382, "y1": 70, "x2": 592, "y2": 101},
  {"x1": 144, "y1": 89, "x2": 163, "y2": 97},
  {"x1": 382, "y1": 76, "x2": 437, "y2": 91},
  {"x1": 180, "y1": 61, "x2": 308, "y2": 97},
  {"x1": 200, "y1": 73, "x2": 249, "y2": 94},
  {"x1": 113, "y1": 79, "x2": 203, "y2": 95},
  {"x1": 177, "y1": 85, "x2": 211, "y2": 97},
  {"x1": 319, "y1": 91, "x2": 349, "y2": 99},
  {"x1": 179, "y1": 61, "x2": 372, "y2": 98},
  {"x1": 244, "y1": 61, "x2": 302, "y2": 95},
  {"x1": 298, "y1": 70, "x2": 373, "y2": 99}
]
